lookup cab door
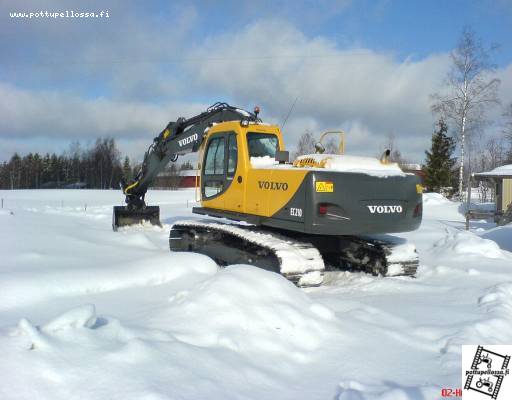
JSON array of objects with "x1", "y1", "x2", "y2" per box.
[{"x1": 201, "y1": 132, "x2": 241, "y2": 211}]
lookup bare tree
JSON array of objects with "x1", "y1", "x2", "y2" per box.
[
  {"x1": 504, "y1": 103, "x2": 512, "y2": 163},
  {"x1": 292, "y1": 130, "x2": 317, "y2": 159},
  {"x1": 431, "y1": 27, "x2": 500, "y2": 196},
  {"x1": 378, "y1": 133, "x2": 410, "y2": 166}
]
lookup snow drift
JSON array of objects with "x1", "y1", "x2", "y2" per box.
[{"x1": 1, "y1": 189, "x2": 512, "y2": 399}]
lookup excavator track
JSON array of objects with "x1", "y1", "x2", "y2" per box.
[
  {"x1": 169, "y1": 220, "x2": 324, "y2": 287},
  {"x1": 326, "y1": 236, "x2": 419, "y2": 277},
  {"x1": 169, "y1": 220, "x2": 419, "y2": 286}
]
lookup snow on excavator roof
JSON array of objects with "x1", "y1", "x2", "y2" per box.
[
  {"x1": 250, "y1": 154, "x2": 407, "y2": 177},
  {"x1": 295, "y1": 154, "x2": 406, "y2": 177}
]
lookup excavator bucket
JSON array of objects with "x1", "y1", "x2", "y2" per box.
[{"x1": 112, "y1": 206, "x2": 161, "y2": 231}]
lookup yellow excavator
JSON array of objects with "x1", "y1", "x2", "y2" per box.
[{"x1": 113, "y1": 103, "x2": 422, "y2": 286}]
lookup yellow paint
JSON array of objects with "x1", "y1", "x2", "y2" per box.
[
  {"x1": 416, "y1": 184, "x2": 424, "y2": 194},
  {"x1": 315, "y1": 181, "x2": 334, "y2": 193},
  {"x1": 199, "y1": 121, "x2": 309, "y2": 217},
  {"x1": 245, "y1": 168, "x2": 308, "y2": 216},
  {"x1": 503, "y1": 178, "x2": 512, "y2": 212},
  {"x1": 123, "y1": 181, "x2": 139, "y2": 194},
  {"x1": 293, "y1": 157, "x2": 329, "y2": 168},
  {"x1": 163, "y1": 129, "x2": 170, "y2": 139}
]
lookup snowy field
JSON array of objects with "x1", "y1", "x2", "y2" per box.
[{"x1": 0, "y1": 189, "x2": 511, "y2": 399}]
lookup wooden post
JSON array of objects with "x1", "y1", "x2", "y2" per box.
[{"x1": 1, "y1": 198, "x2": 3, "y2": 209}]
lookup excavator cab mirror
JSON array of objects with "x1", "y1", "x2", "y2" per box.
[{"x1": 275, "y1": 150, "x2": 289, "y2": 164}]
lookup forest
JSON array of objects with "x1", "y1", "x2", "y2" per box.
[{"x1": 0, "y1": 138, "x2": 131, "y2": 189}]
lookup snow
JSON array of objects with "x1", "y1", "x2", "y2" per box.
[
  {"x1": 250, "y1": 155, "x2": 279, "y2": 167},
  {"x1": 475, "y1": 163, "x2": 512, "y2": 177},
  {"x1": 1, "y1": 189, "x2": 512, "y2": 399},
  {"x1": 235, "y1": 108, "x2": 251, "y2": 117},
  {"x1": 296, "y1": 154, "x2": 406, "y2": 177},
  {"x1": 250, "y1": 154, "x2": 407, "y2": 176}
]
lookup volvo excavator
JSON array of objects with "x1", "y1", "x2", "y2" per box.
[{"x1": 113, "y1": 103, "x2": 423, "y2": 286}]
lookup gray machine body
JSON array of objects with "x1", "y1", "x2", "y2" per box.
[{"x1": 193, "y1": 170, "x2": 422, "y2": 236}]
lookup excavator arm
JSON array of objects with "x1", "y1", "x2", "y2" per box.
[{"x1": 113, "y1": 102, "x2": 259, "y2": 230}]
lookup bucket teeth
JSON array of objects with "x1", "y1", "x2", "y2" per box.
[{"x1": 112, "y1": 206, "x2": 161, "y2": 231}]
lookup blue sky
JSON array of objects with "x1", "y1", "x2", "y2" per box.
[{"x1": 1, "y1": 0, "x2": 511, "y2": 162}]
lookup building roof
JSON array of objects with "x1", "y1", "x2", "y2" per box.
[
  {"x1": 474, "y1": 164, "x2": 512, "y2": 179},
  {"x1": 400, "y1": 163, "x2": 422, "y2": 171},
  {"x1": 157, "y1": 169, "x2": 198, "y2": 177}
]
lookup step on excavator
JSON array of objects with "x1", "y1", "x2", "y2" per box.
[{"x1": 113, "y1": 103, "x2": 423, "y2": 286}]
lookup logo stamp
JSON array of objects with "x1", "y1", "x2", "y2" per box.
[
  {"x1": 463, "y1": 345, "x2": 511, "y2": 399},
  {"x1": 367, "y1": 205, "x2": 403, "y2": 214},
  {"x1": 178, "y1": 133, "x2": 198, "y2": 147}
]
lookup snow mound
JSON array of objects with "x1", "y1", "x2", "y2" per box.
[
  {"x1": 480, "y1": 225, "x2": 512, "y2": 252},
  {"x1": 42, "y1": 304, "x2": 96, "y2": 332},
  {"x1": 442, "y1": 282, "x2": 512, "y2": 361},
  {"x1": 336, "y1": 380, "x2": 439, "y2": 400},
  {"x1": 422, "y1": 192, "x2": 451, "y2": 206},
  {"x1": 0, "y1": 252, "x2": 218, "y2": 310},
  {"x1": 161, "y1": 265, "x2": 339, "y2": 356},
  {"x1": 479, "y1": 282, "x2": 512, "y2": 320},
  {"x1": 14, "y1": 305, "x2": 97, "y2": 350},
  {"x1": 296, "y1": 154, "x2": 405, "y2": 177},
  {"x1": 433, "y1": 229, "x2": 505, "y2": 259}
]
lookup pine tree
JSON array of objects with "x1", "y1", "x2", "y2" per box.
[
  {"x1": 423, "y1": 119, "x2": 456, "y2": 192},
  {"x1": 122, "y1": 156, "x2": 132, "y2": 181}
]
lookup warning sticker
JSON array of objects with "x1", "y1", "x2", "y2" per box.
[{"x1": 315, "y1": 181, "x2": 334, "y2": 193}]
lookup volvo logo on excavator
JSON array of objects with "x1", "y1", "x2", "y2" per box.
[
  {"x1": 367, "y1": 205, "x2": 403, "y2": 214},
  {"x1": 258, "y1": 181, "x2": 289, "y2": 191},
  {"x1": 178, "y1": 134, "x2": 198, "y2": 147}
]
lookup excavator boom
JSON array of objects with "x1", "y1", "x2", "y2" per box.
[{"x1": 112, "y1": 103, "x2": 259, "y2": 230}]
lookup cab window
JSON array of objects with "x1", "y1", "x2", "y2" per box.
[
  {"x1": 227, "y1": 134, "x2": 237, "y2": 177},
  {"x1": 247, "y1": 133, "x2": 279, "y2": 158},
  {"x1": 204, "y1": 137, "x2": 225, "y2": 176}
]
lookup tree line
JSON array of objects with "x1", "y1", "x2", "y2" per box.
[{"x1": 0, "y1": 138, "x2": 132, "y2": 189}]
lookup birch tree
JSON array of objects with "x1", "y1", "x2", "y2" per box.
[
  {"x1": 504, "y1": 103, "x2": 512, "y2": 163},
  {"x1": 504, "y1": 103, "x2": 512, "y2": 140},
  {"x1": 431, "y1": 28, "x2": 500, "y2": 196}
]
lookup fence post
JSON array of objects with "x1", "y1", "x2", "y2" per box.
[{"x1": 1, "y1": 198, "x2": 3, "y2": 209}]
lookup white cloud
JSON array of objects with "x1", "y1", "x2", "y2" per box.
[
  {"x1": 1, "y1": 16, "x2": 511, "y2": 164},
  {"x1": 185, "y1": 20, "x2": 453, "y2": 161},
  {"x1": 0, "y1": 82, "x2": 209, "y2": 161}
]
